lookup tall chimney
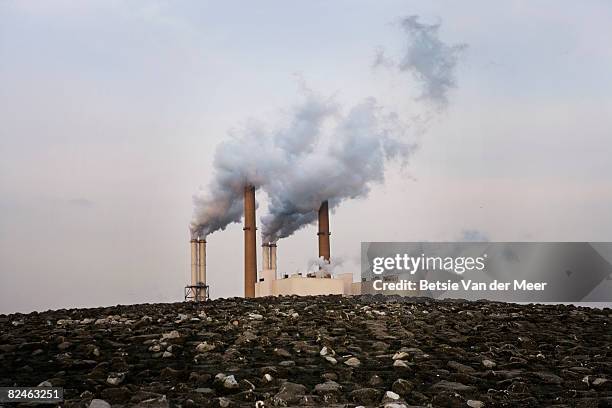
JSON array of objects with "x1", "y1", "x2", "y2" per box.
[
  {"x1": 243, "y1": 185, "x2": 257, "y2": 298},
  {"x1": 270, "y1": 243, "x2": 277, "y2": 274},
  {"x1": 261, "y1": 243, "x2": 277, "y2": 272},
  {"x1": 190, "y1": 238, "x2": 198, "y2": 287},
  {"x1": 262, "y1": 243, "x2": 271, "y2": 270},
  {"x1": 318, "y1": 200, "x2": 331, "y2": 262},
  {"x1": 197, "y1": 239, "x2": 206, "y2": 286}
]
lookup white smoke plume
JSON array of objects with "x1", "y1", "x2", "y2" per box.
[
  {"x1": 375, "y1": 15, "x2": 467, "y2": 107},
  {"x1": 260, "y1": 97, "x2": 416, "y2": 243},
  {"x1": 307, "y1": 256, "x2": 344, "y2": 276},
  {"x1": 190, "y1": 91, "x2": 337, "y2": 238},
  {"x1": 191, "y1": 14, "x2": 466, "y2": 241}
]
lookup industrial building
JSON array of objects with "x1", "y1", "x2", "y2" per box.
[
  {"x1": 254, "y1": 198, "x2": 360, "y2": 297},
  {"x1": 186, "y1": 185, "x2": 360, "y2": 300}
]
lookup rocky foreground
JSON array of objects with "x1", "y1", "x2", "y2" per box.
[{"x1": 1, "y1": 296, "x2": 611, "y2": 408}]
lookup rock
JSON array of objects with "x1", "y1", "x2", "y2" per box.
[
  {"x1": 87, "y1": 345, "x2": 101, "y2": 357},
  {"x1": 369, "y1": 374, "x2": 384, "y2": 386},
  {"x1": 482, "y1": 359, "x2": 496, "y2": 368},
  {"x1": 274, "y1": 348, "x2": 291, "y2": 358},
  {"x1": 350, "y1": 387, "x2": 382, "y2": 405},
  {"x1": 131, "y1": 391, "x2": 165, "y2": 403},
  {"x1": 391, "y1": 379, "x2": 414, "y2": 396},
  {"x1": 467, "y1": 400, "x2": 484, "y2": 408},
  {"x1": 315, "y1": 380, "x2": 342, "y2": 403},
  {"x1": 162, "y1": 351, "x2": 173, "y2": 358},
  {"x1": 259, "y1": 366, "x2": 278, "y2": 376},
  {"x1": 314, "y1": 380, "x2": 342, "y2": 395},
  {"x1": 322, "y1": 372, "x2": 338, "y2": 381},
  {"x1": 106, "y1": 372, "x2": 126, "y2": 386},
  {"x1": 432, "y1": 391, "x2": 466, "y2": 408},
  {"x1": 392, "y1": 351, "x2": 409, "y2": 360},
  {"x1": 195, "y1": 387, "x2": 215, "y2": 395},
  {"x1": 239, "y1": 379, "x2": 255, "y2": 391},
  {"x1": 448, "y1": 361, "x2": 476, "y2": 373},
  {"x1": 383, "y1": 390, "x2": 400, "y2": 401},
  {"x1": 393, "y1": 359, "x2": 409, "y2": 368},
  {"x1": 218, "y1": 397, "x2": 232, "y2": 407},
  {"x1": 195, "y1": 341, "x2": 215, "y2": 353},
  {"x1": 222, "y1": 375, "x2": 239, "y2": 390},
  {"x1": 320, "y1": 346, "x2": 334, "y2": 356},
  {"x1": 273, "y1": 382, "x2": 307, "y2": 405},
  {"x1": 56, "y1": 319, "x2": 76, "y2": 325},
  {"x1": 371, "y1": 341, "x2": 390, "y2": 353},
  {"x1": 234, "y1": 330, "x2": 257, "y2": 345},
  {"x1": 161, "y1": 330, "x2": 180, "y2": 339},
  {"x1": 160, "y1": 367, "x2": 181, "y2": 380},
  {"x1": 2, "y1": 294, "x2": 611, "y2": 407},
  {"x1": 81, "y1": 390, "x2": 94, "y2": 398},
  {"x1": 134, "y1": 395, "x2": 170, "y2": 408},
  {"x1": 344, "y1": 357, "x2": 361, "y2": 367},
  {"x1": 248, "y1": 313, "x2": 263, "y2": 320},
  {"x1": 175, "y1": 313, "x2": 189, "y2": 323},
  {"x1": 324, "y1": 356, "x2": 337, "y2": 365},
  {"x1": 593, "y1": 378, "x2": 608, "y2": 387},
  {"x1": 89, "y1": 399, "x2": 111, "y2": 408},
  {"x1": 430, "y1": 380, "x2": 476, "y2": 395}
]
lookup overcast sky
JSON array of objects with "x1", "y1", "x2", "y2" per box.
[{"x1": 1, "y1": 1, "x2": 611, "y2": 313}]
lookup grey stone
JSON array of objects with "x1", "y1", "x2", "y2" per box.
[
  {"x1": 89, "y1": 399, "x2": 111, "y2": 408},
  {"x1": 314, "y1": 380, "x2": 342, "y2": 395},
  {"x1": 350, "y1": 387, "x2": 382, "y2": 405},
  {"x1": 344, "y1": 357, "x2": 361, "y2": 367},
  {"x1": 430, "y1": 380, "x2": 476, "y2": 394},
  {"x1": 273, "y1": 382, "x2": 307, "y2": 405},
  {"x1": 392, "y1": 378, "x2": 414, "y2": 396}
]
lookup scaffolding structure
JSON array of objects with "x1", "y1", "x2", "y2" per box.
[{"x1": 184, "y1": 283, "x2": 209, "y2": 302}]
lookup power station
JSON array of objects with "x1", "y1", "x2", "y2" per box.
[{"x1": 186, "y1": 187, "x2": 359, "y2": 300}]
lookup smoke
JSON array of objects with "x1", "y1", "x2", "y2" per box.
[
  {"x1": 190, "y1": 91, "x2": 337, "y2": 238},
  {"x1": 190, "y1": 93, "x2": 415, "y2": 241},
  {"x1": 375, "y1": 15, "x2": 467, "y2": 107},
  {"x1": 307, "y1": 256, "x2": 344, "y2": 276},
  {"x1": 260, "y1": 97, "x2": 416, "y2": 242},
  {"x1": 191, "y1": 14, "x2": 466, "y2": 241},
  {"x1": 460, "y1": 229, "x2": 490, "y2": 242}
]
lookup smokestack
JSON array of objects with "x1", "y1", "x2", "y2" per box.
[
  {"x1": 262, "y1": 243, "x2": 278, "y2": 271},
  {"x1": 270, "y1": 243, "x2": 277, "y2": 274},
  {"x1": 262, "y1": 243, "x2": 271, "y2": 270},
  {"x1": 318, "y1": 201, "x2": 331, "y2": 262},
  {"x1": 190, "y1": 239, "x2": 198, "y2": 287},
  {"x1": 197, "y1": 239, "x2": 206, "y2": 286},
  {"x1": 244, "y1": 185, "x2": 257, "y2": 298}
]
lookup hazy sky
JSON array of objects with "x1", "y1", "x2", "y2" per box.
[{"x1": 1, "y1": 1, "x2": 611, "y2": 313}]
